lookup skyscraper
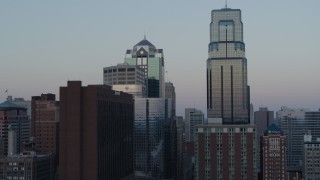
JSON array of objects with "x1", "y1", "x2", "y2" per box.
[
  {"x1": 124, "y1": 37, "x2": 165, "y2": 98},
  {"x1": 195, "y1": 7, "x2": 257, "y2": 179},
  {"x1": 134, "y1": 98, "x2": 172, "y2": 179},
  {"x1": 207, "y1": 8, "x2": 250, "y2": 124}
]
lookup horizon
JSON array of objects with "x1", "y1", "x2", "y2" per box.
[{"x1": 1, "y1": 1, "x2": 319, "y2": 116}]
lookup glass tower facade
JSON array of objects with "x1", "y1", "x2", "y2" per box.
[
  {"x1": 277, "y1": 107, "x2": 320, "y2": 170},
  {"x1": 134, "y1": 98, "x2": 172, "y2": 179},
  {"x1": 207, "y1": 8, "x2": 250, "y2": 124}
]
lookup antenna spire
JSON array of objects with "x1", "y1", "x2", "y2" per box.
[
  {"x1": 144, "y1": 31, "x2": 146, "y2": 40},
  {"x1": 225, "y1": 0, "x2": 228, "y2": 8}
]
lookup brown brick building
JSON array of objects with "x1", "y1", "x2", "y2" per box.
[
  {"x1": 195, "y1": 124, "x2": 257, "y2": 180},
  {"x1": 59, "y1": 81, "x2": 134, "y2": 180},
  {"x1": 260, "y1": 124, "x2": 287, "y2": 179},
  {"x1": 31, "y1": 93, "x2": 59, "y2": 154}
]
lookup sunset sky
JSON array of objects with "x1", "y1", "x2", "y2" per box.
[{"x1": 1, "y1": 0, "x2": 319, "y2": 116}]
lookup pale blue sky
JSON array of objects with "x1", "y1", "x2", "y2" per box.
[{"x1": 1, "y1": 1, "x2": 319, "y2": 116}]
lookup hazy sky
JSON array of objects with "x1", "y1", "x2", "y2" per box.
[{"x1": 1, "y1": 1, "x2": 319, "y2": 116}]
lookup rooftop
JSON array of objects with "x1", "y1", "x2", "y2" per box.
[{"x1": 0, "y1": 101, "x2": 26, "y2": 111}]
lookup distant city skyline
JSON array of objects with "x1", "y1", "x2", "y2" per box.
[{"x1": 1, "y1": 1, "x2": 319, "y2": 116}]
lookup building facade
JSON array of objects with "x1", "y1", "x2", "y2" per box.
[
  {"x1": 124, "y1": 37, "x2": 165, "y2": 98},
  {"x1": 194, "y1": 124, "x2": 257, "y2": 180},
  {"x1": 59, "y1": 81, "x2": 134, "y2": 180},
  {"x1": 0, "y1": 151, "x2": 54, "y2": 180},
  {"x1": 31, "y1": 94, "x2": 59, "y2": 154},
  {"x1": 195, "y1": 6, "x2": 257, "y2": 180},
  {"x1": 260, "y1": 124, "x2": 287, "y2": 179},
  {"x1": 277, "y1": 107, "x2": 320, "y2": 170},
  {"x1": 207, "y1": 8, "x2": 250, "y2": 124},
  {"x1": 134, "y1": 98, "x2": 172, "y2": 179},
  {"x1": 303, "y1": 134, "x2": 320, "y2": 179},
  {"x1": 185, "y1": 108, "x2": 204, "y2": 142},
  {"x1": 0, "y1": 101, "x2": 29, "y2": 155},
  {"x1": 103, "y1": 63, "x2": 146, "y2": 98}
]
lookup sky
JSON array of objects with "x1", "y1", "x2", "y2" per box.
[{"x1": 1, "y1": 1, "x2": 320, "y2": 117}]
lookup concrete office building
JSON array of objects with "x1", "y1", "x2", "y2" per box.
[
  {"x1": 277, "y1": 107, "x2": 320, "y2": 171},
  {"x1": 59, "y1": 81, "x2": 134, "y2": 180},
  {"x1": 124, "y1": 37, "x2": 165, "y2": 98},
  {"x1": 0, "y1": 101, "x2": 29, "y2": 155},
  {"x1": 103, "y1": 63, "x2": 146, "y2": 98},
  {"x1": 185, "y1": 108, "x2": 204, "y2": 142},
  {"x1": 303, "y1": 134, "x2": 320, "y2": 179},
  {"x1": 260, "y1": 124, "x2": 287, "y2": 179},
  {"x1": 194, "y1": 124, "x2": 257, "y2": 180}
]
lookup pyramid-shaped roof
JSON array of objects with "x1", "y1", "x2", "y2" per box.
[{"x1": 134, "y1": 37, "x2": 155, "y2": 48}]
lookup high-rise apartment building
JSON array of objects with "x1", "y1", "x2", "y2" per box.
[
  {"x1": 59, "y1": 81, "x2": 134, "y2": 180},
  {"x1": 31, "y1": 94, "x2": 59, "y2": 154},
  {"x1": 303, "y1": 134, "x2": 320, "y2": 179},
  {"x1": 207, "y1": 7, "x2": 250, "y2": 124},
  {"x1": 0, "y1": 101, "x2": 29, "y2": 155},
  {"x1": 103, "y1": 63, "x2": 146, "y2": 98},
  {"x1": 277, "y1": 107, "x2": 320, "y2": 170},
  {"x1": 124, "y1": 37, "x2": 165, "y2": 98},
  {"x1": 195, "y1": 124, "x2": 257, "y2": 179},
  {"x1": 260, "y1": 124, "x2": 287, "y2": 179},
  {"x1": 134, "y1": 98, "x2": 172, "y2": 179},
  {"x1": 185, "y1": 108, "x2": 204, "y2": 142}
]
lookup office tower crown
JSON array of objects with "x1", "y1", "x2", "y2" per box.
[{"x1": 207, "y1": 8, "x2": 250, "y2": 124}]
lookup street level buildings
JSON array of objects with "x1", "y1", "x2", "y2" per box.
[
  {"x1": 260, "y1": 124, "x2": 287, "y2": 179},
  {"x1": 0, "y1": 151, "x2": 54, "y2": 180},
  {"x1": 59, "y1": 81, "x2": 134, "y2": 180}
]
